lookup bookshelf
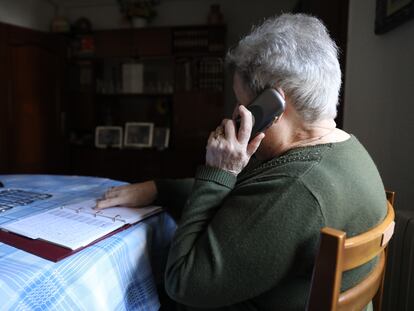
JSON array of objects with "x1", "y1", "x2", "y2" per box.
[{"x1": 65, "y1": 25, "x2": 226, "y2": 182}]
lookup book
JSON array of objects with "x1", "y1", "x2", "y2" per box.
[
  {"x1": 0, "y1": 200, "x2": 161, "y2": 259},
  {"x1": 122, "y1": 63, "x2": 143, "y2": 94}
]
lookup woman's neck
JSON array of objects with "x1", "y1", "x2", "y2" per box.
[
  {"x1": 256, "y1": 119, "x2": 350, "y2": 160},
  {"x1": 290, "y1": 119, "x2": 337, "y2": 147}
]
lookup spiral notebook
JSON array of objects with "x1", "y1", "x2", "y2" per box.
[{"x1": 0, "y1": 200, "x2": 161, "y2": 260}]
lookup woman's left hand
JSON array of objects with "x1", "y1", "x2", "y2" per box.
[{"x1": 206, "y1": 105, "x2": 265, "y2": 176}]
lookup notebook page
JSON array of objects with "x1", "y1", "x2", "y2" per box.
[
  {"x1": 64, "y1": 199, "x2": 162, "y2": 224},
  {"x1": 1, "y1": 207, "x2": 124, "y2": 250}
]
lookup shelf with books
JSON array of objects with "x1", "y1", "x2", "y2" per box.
[
  {"x1": 174, "y1": 56, "x2": 224, "y2": 92},
  {"x1": 172, "y1": 25, "x2": 226, "y2": 55},
  {"x1": 93, "y1": 56, "x2": 174, "y2": 95},
  {"x1": 96, "y1": 92, "x2": 174, "y2": 97},
  {"x1": 65, "y1": 24, "x2": 226, "y2": 181}
]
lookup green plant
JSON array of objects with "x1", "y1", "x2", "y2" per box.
[{"x1": 117, "y1": 0, "x2": 160, "y2": 22}]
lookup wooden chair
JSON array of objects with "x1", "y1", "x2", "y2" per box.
[{"x1": 307, "y1": 191, "x2": 395, "y2": 311}]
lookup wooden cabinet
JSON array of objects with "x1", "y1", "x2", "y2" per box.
[
  {"x1": 173, "y1": 91, "x2": 224, "y2": 143},
  {"x1": 94, "y1": 28, "x2": 171, "y2": 58},
  {"x1": 0, "y1": 24, "x2": 8, "y2": 172},
  {"x1": 94, "y1": 29, "x2": 134, "y2": 58},
  {"x1": 133, "y1": 28, "x2": 171, "y2": 56},
  {"x1": 0, "y1": 23, "x2": 67, "y2": 174},
  {"x1": 67, "y1": 25, "x2": 226, "y2": 182},
  {"x1": 9, "y1": 45, "x2": 61, "y2": 172}
]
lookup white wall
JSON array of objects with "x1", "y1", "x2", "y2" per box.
[
  {"x1": 0, "y1": 0, "x2": 55, "y2": 31},
  {"x1": 344, "y1": 0, "x2": 414, "y2": 211}
]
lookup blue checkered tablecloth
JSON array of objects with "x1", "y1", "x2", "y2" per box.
[{"x1": 0, "y1": 175, "x2": 176, "y2": 311}]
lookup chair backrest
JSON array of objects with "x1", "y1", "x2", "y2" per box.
[{"x1": 307, "y1": 191, "x2": 395, "y2": 311}]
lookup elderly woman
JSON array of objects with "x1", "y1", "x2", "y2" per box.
[{"x1": 97, "y1": 14, "x2": 386, "y2": 310}]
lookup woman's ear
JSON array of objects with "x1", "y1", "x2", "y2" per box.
[{"x1": 273, "y1": 111, "x2": 284, "y2": 125}]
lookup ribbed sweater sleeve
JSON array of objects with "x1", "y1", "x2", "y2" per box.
[{"x1": 154, "y1": 178, "x2": 194, "y2": 220}]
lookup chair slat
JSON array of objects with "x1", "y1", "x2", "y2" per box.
[
  {"x1": 307, "y1": 191, "x2": 395, "y2": 311},
  {"x1": 386, "y1": 191, "x2": 395, "y2": 205},
  {"x1": 342, "y1": 202, "x2": 394, "y2": 271},
  {"x1": 338, "y1": 252, "x2": 385, "y2": 311}
]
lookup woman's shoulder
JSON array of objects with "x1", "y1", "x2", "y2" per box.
[{"x1": 238, "y1": 145, "x2": 327, "y2": 184}]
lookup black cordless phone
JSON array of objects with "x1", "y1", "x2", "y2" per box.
[{"x1": 235, "y1": 88, "x2": 285, "y2": 139}]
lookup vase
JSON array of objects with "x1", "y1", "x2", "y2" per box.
[
  {"x1": 131, "y1": 17, "x2": 147, "y2": 28},
  {"x1": 207, "y1": 4, "x2": 224, "y2": 25}
]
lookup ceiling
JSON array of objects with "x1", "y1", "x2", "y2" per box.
[{"x1": 48, "y1": 0, "x2": 176, "y2": 7}]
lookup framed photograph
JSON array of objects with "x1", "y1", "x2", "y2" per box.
[
  {"x1": 95, "y1": 126, "x2": 123, "y2": 148},
  {"x1": 124, "y1": 122, "x2": 154, "y2": 148},
  {"x1": 153, "y1": 127, "x2": 170, "y2": 150},
  {"x1": 375, "y1": 0, "x2": 414, "y2": 34}
]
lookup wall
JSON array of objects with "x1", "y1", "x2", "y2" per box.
[
  {"x1": 0, "y1": 0, "x2": 55, "y2": 31},
  {"x1": 61, "y1": 0, "x2": 293, "y2": 46},
  {"x1": 60, "y1": 0, "x2": 295, "y2": 115},
  {"x1": 344, "y1": 0, "x2": 414, "y2": 211}
]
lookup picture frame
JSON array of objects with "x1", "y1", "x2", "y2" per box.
[
  {"x1": 152, "y1": 127, "x2": 170, "y2": 150},
  {"x1": 375, "y1": 0, "x2": 414, "y2": 34},
  {"x1": 95, "y1": 126, "x2": 123, "y2": 148},
  {"x1": 124, "y1": 122, "x2": 154, "y2": 148}
]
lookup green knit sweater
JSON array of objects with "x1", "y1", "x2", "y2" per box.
[{"x1": 156, "y1": 135, "x2": 387, "y2": 311}]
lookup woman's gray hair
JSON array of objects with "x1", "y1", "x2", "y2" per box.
[{"x1": 226, "y1": 13, "x2": 342, "y2": 122}]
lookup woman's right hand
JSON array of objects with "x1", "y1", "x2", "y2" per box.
[{"x1": 95, "y1": 180, "x2": 157, "y2": 210}]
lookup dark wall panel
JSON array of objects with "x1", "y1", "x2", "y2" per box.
[{"x1": 0, "y1": 24, "x2": 9, "y2": 172}]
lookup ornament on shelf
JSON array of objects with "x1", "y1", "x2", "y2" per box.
[
  {"x1": 207, "y1": 4, "x2": 224, "y2": 25},
  {"x1": 51, "y1": 15, "x2": 70, "y2": 33},
  {"x1": 117, "y1": 0, "x2": 160, "y2": 27}
]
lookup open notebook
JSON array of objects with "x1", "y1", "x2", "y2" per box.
[{"x1": 0, "y1": 199, "x2": 161, "y2": 259}]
